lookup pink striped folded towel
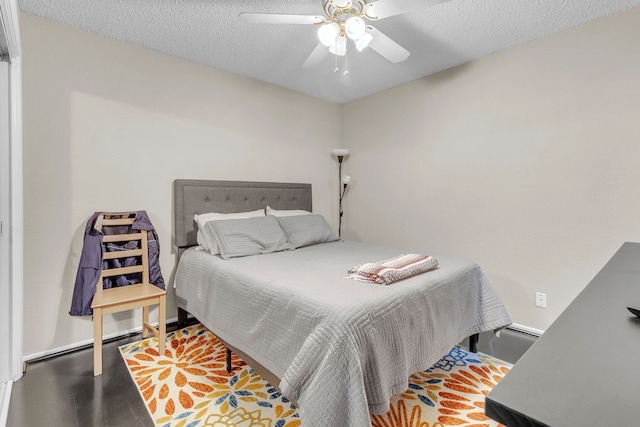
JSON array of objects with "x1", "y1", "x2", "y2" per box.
[{"x1": 347, "y1": 254, "x2": 439, "y2": 285}]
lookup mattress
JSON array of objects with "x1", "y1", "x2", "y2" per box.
[{"x1": 174, "y1": 240, "x2": 511, "y2": 427}]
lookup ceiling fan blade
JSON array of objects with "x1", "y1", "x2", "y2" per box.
[
  {"x1": 238, "y1": 12, "x2": 325, "y2": 25},
  {"x1": 367, "y1": 26, "x2": 410, "y2": 63},
  {"x1": 365, "y1": 0, "x2": 450, "y2": 20},
  {"x1": 302, "y1": 42, "x2": 330, "y2": 69}
]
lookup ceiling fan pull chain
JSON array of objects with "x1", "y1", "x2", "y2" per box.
[{"x1": 343, "y1": 50, "x2": 349, "y2": 76}]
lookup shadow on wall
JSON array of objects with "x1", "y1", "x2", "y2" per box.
[{"x1": 53, "y1": 217, "x2": 91, "y2": 356}]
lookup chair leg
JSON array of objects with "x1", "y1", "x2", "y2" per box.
[
  {"x1": 142, "y1": 305, "x2": 150, "y2": 339},
  {"x1": 158, "y1": 295, "x2": 166, "y2": 356},
  {"x1": 93, "y1": 308, "x2": 103, "y2": 376}
]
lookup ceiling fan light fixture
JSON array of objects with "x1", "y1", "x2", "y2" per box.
[
  {"x1": 345, "y1": 16, "x2": 366, "y2": 40},
  {"x1": 318, "y1": 22, "x2": 340, "y2": 47}
]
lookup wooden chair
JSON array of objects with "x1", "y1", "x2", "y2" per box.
[{"x1": 90, "y1": 212, "x2": 166, "y2": 376}]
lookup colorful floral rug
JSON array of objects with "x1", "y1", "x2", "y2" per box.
[{"x1": 119, "y1": 324, "x2": 511, "y2": 427}]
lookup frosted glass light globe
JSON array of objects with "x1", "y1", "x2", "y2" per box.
[
  {"x1": 318, "y1": 22, "x2": 340, "y2": 47},
  {"x1": 328, "y1": 34, "x2": 347, "y2": 56},
  {"x1": 345, "y1": 16, "x2": 366, "y2": 40},
  {"x1": 355, "y1": 31, "x2": 373, "y2": 51}
]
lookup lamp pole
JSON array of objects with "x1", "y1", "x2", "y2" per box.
[
  {"x1": 332, "y1": 148, "x2": 350, "y2": 238},
  {"x1": 338, "y1": 155, "x2": 344, "y2": 238}
]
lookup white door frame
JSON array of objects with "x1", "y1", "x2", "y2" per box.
[
  {"x1": 9, "y1": 56, "x2": 23, "y2": 382},
  {"x1": 0, "y1": 0, "x2": 23, "y2": 386},
  {"x1": 0, "y1": 53, "x2": 22, "y2": 425},
  {"x1": 0, "y1": 1, "x2": 22, "y2": 423},
  {"x1": 0, "y1": 59, "x2": 11, "y2": 416}
]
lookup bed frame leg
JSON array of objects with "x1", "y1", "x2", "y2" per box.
[
  {"x1": 226, "y1": 348, "x2": 232, "y2": 373},
  {"x1": 177, "y1": 307, "x2": 188, "y2": 327},
  {"x1": 469, "y1": 333, "x2": 479, "y2": 353}
]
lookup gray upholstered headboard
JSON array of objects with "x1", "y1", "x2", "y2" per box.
[{"x1": 173, "y1": 179, "x2": 312, "y2": 251}]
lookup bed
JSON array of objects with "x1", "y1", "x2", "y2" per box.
[{"x1": 173, "y1": 179, "x2": 512, "y2": 427}]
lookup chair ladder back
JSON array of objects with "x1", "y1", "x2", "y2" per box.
[{"x1": 97, "y1": 213, "x2": 150, "y2": 291}]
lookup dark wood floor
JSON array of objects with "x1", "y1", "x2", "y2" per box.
[
  {"x1": 8, "y1": 333, "x2": 155, "y2": 427},
  {"x1": 7, "y1": 326, "x2": 536, "y2": 427}
]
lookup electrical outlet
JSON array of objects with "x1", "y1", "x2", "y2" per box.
[{"x1": 535, "y1": 292, "x2": 547, "y2": 309}]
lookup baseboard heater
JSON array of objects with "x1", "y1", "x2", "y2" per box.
[{"x1": 506, "y1": 323, "x2": 544, "y2": 337}]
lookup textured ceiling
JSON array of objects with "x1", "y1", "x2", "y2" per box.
[{"x1": 18, "y1": 0, "x2": 640, "y2": 103}]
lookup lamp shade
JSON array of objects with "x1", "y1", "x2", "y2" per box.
[
  {"x1": 342, "y1": 175, "x2": 352, "y2": 185},
  {"x1": 332, "y1": 148, "x2": 350, "y2": 157}
]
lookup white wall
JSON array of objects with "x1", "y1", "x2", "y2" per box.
[
  {"x1": 342, "y1": 7, "x2": 640, "y2": 331},
  {"x1": 20, "y1": 13, "x2": 341, "y2": 358}
]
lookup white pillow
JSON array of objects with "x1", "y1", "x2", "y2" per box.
[
  {"x1": 207, "y1": 216, "x2": 293, "y2": 259},
  {"x1": 195, "y1": 209, "x2": 264, "y2": 254},
  {"x1": 265, "y1": 205, "x2": 312, "y2": 217},
  {"x1": 276, "y1": 214, "x2": 339, "y2": 249}
]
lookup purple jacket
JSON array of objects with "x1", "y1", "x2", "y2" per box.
[{"x1": 69, "y1": 211, "x2": 166, "y2": 316}]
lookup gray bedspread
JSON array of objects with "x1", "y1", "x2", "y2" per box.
[{"x1": 174, "y1": 240, "x2": 511, "y2": 427}]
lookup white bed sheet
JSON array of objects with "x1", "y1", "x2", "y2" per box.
[{"x1": 175, "y1": 240, "x2": 511, "y2": 427}]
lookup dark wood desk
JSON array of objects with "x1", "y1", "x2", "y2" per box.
[{"x1": 486, "y1": 242, "x2": 640, "y2": 427}]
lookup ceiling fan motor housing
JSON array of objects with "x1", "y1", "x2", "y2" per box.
[{"x1": 323, "y1": 0, "x2": 371, "y2": 21}]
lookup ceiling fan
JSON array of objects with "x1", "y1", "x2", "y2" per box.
[{"x1": 239, "y1": 0, "x2": 448, "y2": 69}]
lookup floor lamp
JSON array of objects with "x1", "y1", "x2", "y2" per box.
[{"x1": 332, "y1": 149, "x2": 351, "y2": 238}]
